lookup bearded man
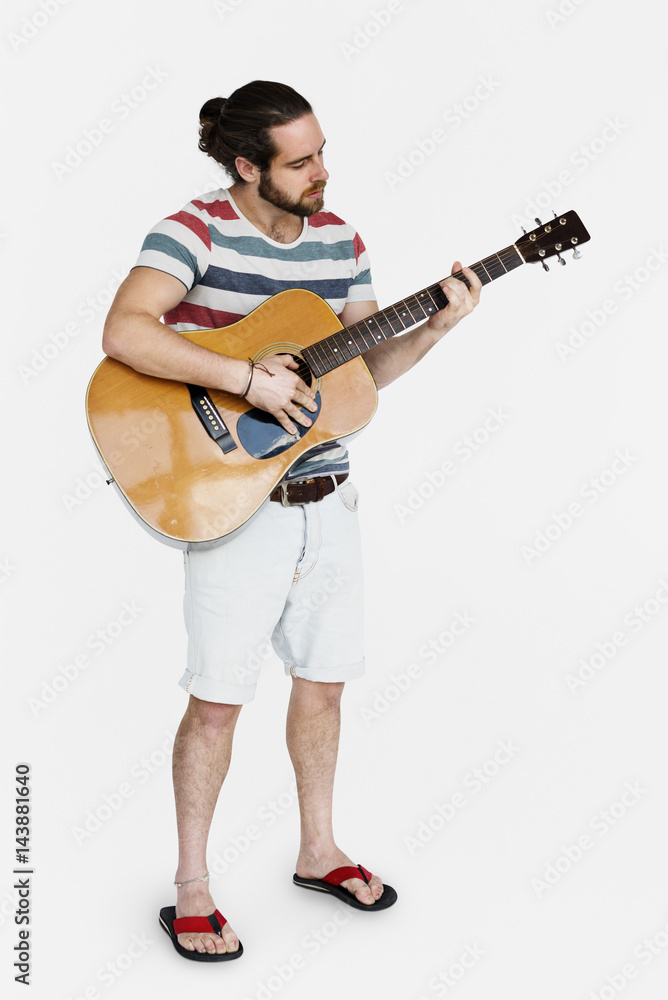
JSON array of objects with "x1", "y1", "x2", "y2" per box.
[{"x1": 102, "y1": 79, "x2": 481, "y2": 962}]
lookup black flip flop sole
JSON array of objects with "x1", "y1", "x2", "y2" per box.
[
  {"x1": 292, "y1": 875, "x2": 398, "y2": 910},
  {"x1": 159, "y1": 906, "x2": 244, "y2": 961}
]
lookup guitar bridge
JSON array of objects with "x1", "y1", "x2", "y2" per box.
[{"x1": 186, "y1": 385, "x2": 237, "y2": 454}]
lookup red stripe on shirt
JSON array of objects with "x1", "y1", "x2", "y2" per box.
[
  {"x1": 192, "y1": 199, "x2": 239, "y2": 221},
  {"x1": 308, "y1": 211, "x2": 346, "y2": 228},
  {"x1": 164, "y1": 302, "x2": 244, "y2": 329},
  {"x1": 353, "y1": 232, "x2": 366, "y2": 263},
  {"x1": 165, "y1": 210, "x2": 211, "y2": 250}
]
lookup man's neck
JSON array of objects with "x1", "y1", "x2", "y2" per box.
[{"x1": 229, "y1": 182, "x2": 303, "y2": 244}]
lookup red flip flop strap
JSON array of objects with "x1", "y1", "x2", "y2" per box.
[
  {"x1": 173, "y1": 909, "x2": 227, "y2": 935},
  {"x1": 323, "y1": 865, "x2": 373, "y2": 886}
]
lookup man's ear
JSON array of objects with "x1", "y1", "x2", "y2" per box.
[{"x1": 235, "y1": 156, "x2": 260, "y2": 183}]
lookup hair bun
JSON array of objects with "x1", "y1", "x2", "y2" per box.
[
  {"x1": 199, "y1": 97, "x2": 227, "y2": 123},
  {"x1": 198, "y1": 97, "x2": 227, "y2": 154}
]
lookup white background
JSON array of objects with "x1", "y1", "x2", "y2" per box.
[{"x1": 3, "y1": 0, "x2": 668, "y2": 998}]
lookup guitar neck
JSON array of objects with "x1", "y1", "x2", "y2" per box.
[{"x1": 303, "y1": 243, "x2": 524, "y2": 378}]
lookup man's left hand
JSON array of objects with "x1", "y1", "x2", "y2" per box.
[{"x1": 426, "y1": 261, "x2": 482, "y2": 339}]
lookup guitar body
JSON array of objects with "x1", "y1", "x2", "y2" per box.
[{"x1": 86, "y1": 289, "x2": 378, "y2": 547}]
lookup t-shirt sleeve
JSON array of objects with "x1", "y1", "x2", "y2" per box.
[
  {"x1": 133, "y1": 205, "x2": 212, "y2": 291},
  {"x1": 347, "y1": 230, "x2": 376, "y2": 303}
]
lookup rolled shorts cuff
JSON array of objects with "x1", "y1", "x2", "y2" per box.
[
  {"x1": 283, "y1": 658, "x2": 366, "y2": 683},
  {"x1": 178, "y1": 668, "x2": 257, "y2": 705}
]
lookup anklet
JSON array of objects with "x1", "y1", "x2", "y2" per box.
[{"x1": 173, "y1": 872, "x2": 210, "y2": 887}]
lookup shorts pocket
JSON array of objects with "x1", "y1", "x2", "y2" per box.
[{"x1": 336, "y1": 479, "x2": 359, "y2": 512}]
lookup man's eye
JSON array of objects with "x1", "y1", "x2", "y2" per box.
[{"x1": 292, "y1": 162, "x2": 305, "y2": 169}]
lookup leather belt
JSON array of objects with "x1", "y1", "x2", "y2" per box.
[{"x1": 269, "y1": 473, "x2": 348, "y2": 507}]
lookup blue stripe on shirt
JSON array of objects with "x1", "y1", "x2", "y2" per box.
[
  {"x1": 198, "y1": 265, "x2": 354, "y2": 299},
  {"x1": 140, "y1": 233, "x2": 202, "y2": 284},
  {"x1": 208, "y1": 229, "x2": 358, "y2": 263}
]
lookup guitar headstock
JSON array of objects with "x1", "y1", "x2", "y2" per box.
[{"x1": 516, "y1": 210, "x2": 591, "y2": 270}]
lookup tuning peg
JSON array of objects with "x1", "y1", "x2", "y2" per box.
[
  {"x1": 557, "y1": 253, "x2": 566, "y2": 266},
  {"x1": 552, "y1": 210, "x2": 558, "y2": 218},
  {"x1": 541, "y1": 260, "x2": 550, "y2": 272},
  {"x1": 521, "y1": 227, "x2": 527, "y2": 234},
  {"x1": 572, "y1": 248, "x2": 582, "y2": 260},
  {"x1": 535, "y1": 218, "x2": 542, "y2": 226}
]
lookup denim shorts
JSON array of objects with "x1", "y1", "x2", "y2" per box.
[{"x1": 178, "y1": 478, "x2": 365, "y2": 704}]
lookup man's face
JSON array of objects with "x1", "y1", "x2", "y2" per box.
[{"x1": 258, "y1": 113, "x2": 329, "y2": 217}]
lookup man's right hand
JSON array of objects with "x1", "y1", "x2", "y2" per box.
[
  {"x1": 244, "y1": 353, "x2": 318, "y2": 436},
  {"x1": 103, "y1": 269, "x2": 317, "y2": 436}
]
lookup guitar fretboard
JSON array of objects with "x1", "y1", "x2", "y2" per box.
[{"x1": 303, "y1": 244, "x2": 523, "y2": 378}]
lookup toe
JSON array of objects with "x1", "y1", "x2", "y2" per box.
[
  {"x1": 341, "y1": 877, "x2": 375, "y2": 905},
  {"x1": 370, "y1": 874, "x2": 384, "y2": 900},
  {"x1": 222, "y1": 925, "x2": 239, "y2": 952},
  {"x1": 340, "y1": 873, "x2": 385, "y2": 904}
]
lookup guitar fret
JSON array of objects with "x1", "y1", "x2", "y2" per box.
[
  {"x1": 481, "y1": 255, "x2": 506, "y2": 280},
  {"x1": 307, "y1": 341, "x2": 327, "y2": 375},
  {"x1": 416, "y1": 290, "x2": 435, "y2": 318},
  {"x1": 357, "y1": 319, "x2": 378, "y2": 350},
  {"x1": 395, "y1": 300, "x2": 416, "y2": 327},
  {"x1": 478, "y1": 259, "x2": 493, "y2": 283},
  {"x1": 386, "y1": 303, "x2": 409, "y2": 332},
  {"x1": 403, "y1": 294, "x2": 429, "y2": 325},
  {"x1": 331, "y1": 330, "x2": 355, "y2": 361},
  {"x1": 423, "y1": 288, "x2": 440, "y2": 315},
  {"x1": 427, "y1": 282, "x2": 448, "y2": 310},
  {"x1": 365, "y1": 313, "x2": 391, "y2": 345}
]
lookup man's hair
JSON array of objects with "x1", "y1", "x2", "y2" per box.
[{"x1": 198, "y1": 81, "x2": 313, "y2": 183}]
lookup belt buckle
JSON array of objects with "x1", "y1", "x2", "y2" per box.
[{"x1": 279, "y1": 480, "x2": 311, "y2": 507}]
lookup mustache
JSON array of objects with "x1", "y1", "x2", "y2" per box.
[{"x1": 303, "y1": 182, "x2": 326, "y2": 196}]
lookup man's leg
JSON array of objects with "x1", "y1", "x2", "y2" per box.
[
  {"x1": 172, "y1": 694, "x2": 243, "y2": 954},
  {"x1": 286, "y1": 676, "x2": 384, "y2": 905}
]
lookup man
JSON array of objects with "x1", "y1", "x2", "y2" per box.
[{"x1": 102, "y1": 80, "x2": 481, "y2": 962}]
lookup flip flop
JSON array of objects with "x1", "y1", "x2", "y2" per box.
[
  {"x1": 292, "y1": 864, "x2": 398, "y2": 910},
  {"x1": 159, "y1": 906, "x2": 244, "y2": 961}
]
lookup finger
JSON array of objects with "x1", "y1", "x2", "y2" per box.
[
  {"x1": 285, "y1": 402, "x2": 313, "y2": 428},
  {"x1": 276, "y1": 411, "x2": 299, "y2": 435},
  {"x1": 451, "y1": 259, "x2": 482, "y2": 300},
  {"x1": 440, "y1": 276, "x2": 463, "y2": 305},
  {"x1": 462, "y1": 264, "x2": 483, "y2": 298},
  {"x1": 293, "y1": 387, "x2": 318, "y2": 410},
  {"x1": 276, "y1": 353, "x2": 300, "y2": 369}
]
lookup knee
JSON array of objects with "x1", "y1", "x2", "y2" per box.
[
  {"x1": 294, "y1": 677, "x2": 344, "y2": 708},
  {"x1": 187, "y1": 695, "x2": 242, "y2": 730}
]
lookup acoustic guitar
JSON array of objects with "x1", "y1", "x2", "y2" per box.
[{"x1": 85, "y1": 211, "x2": 590, "y2": 547}]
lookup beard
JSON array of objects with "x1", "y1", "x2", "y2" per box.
[{"x1": 258, "y1": 170, "x2": 326, "y2": 217}]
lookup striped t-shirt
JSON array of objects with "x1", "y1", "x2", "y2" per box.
[{"x1": 134, "y1": 187, "x2": 375, "y2": 480}]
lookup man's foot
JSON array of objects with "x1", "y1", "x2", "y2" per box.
[
  {"x1": 175, "y1": 882, "x2": 240, "y2": 955},
  {"x1": 295, "y1": 847, "x2": 385, "y2": 906}
]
